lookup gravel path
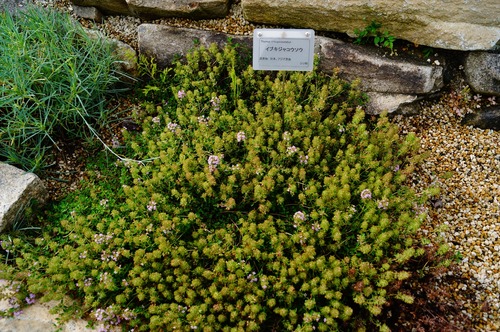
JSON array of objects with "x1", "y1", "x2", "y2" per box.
[
  {"x1": 393, "y1": 93, "x2": 500, "y2": 331},
  {"x1": 18, "y1": 0, "x2": 500, "y2": 330}
]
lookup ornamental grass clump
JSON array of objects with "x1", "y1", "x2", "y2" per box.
[
  {"x1": 0, "y1": 5, "x2": 122, "y2": 171},
  {"x1": 1, "y1": 43, "x2": 438, "y2": 331}
]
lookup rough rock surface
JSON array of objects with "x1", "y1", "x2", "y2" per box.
[
  {"x1": 71, "y1": 0, "x2": 130, "y2": 15},
  {"x1": 72, "y1": 4, "x2": 103, "y2": 21},
  {"x1": 138, "y1": 24, "x2": 252, "y2": 68},
  {"x1": 72, "y1": 0, "x2": 230, "y2": 19},
  {"x1": 0, "y1": 0, "x2": 26, "y2": 13},
  {"x1": 365, "y1": 92, "x2": 418, "y2": 114},
  {"x1": 241, "y1": 0, "x2": 500, "y2": 51},
  {"x1": 84, "y1": 28, "x2": 138, "y2": 78},
  {"x1": 465, "y1": 52, "x2": 500, "y2": 96},
  {"x1": 127, "y1": 0, "x2": 229, "y2": 19},
  {"x1": 317, "y1": 36, "x2": 443, "y2": 94},
  {"x1": 462, "y1": 105, "x2": 500, "y2": 131},
  {"x1": 0, "y1": 163, "x2": 48, "y2": 233}
]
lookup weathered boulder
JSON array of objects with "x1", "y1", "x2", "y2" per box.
[
  {"x1": 71, "y1": 0, "x2": 130, "y2": 15},
  {"x1": 462, "y1": 105, "x2": 500, "y2": 131},
  {"x1": 0, "y1": 0, "x2": 26, "y2": 14},
  {"x1": 317, "y1": 36, "x2": 443, "y2": 94},
  {"x1": 241, "y1": 0, "x2": 500, "y2": 51},
  {"x1": 71, "y1": 0, "x2": 230, "y2": 19},
  {"x1": 127, "y1": 0, "x2": 229, "y2": 19},
  {"x1": 85, "y1": 28, "x2": 138, "y2": 78},
  {"x1": 365, "y1": 92, "x2": 418, "y2": 114},
  {"x1": 138, "y1": 24, "x2": 252, "y2": 68},
  {"x1": 72, "y1": 4, "x2": 103, "y2": 21},
  {"x1": 465, "y1": 52, "x2": 500, "y2": 96},
  {"x1": 0, "y1": 163, "x2": 48, "y2": 233}
]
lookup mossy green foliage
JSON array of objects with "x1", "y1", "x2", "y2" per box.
[
  {"x1": 0, "y1": 4, "x2": 122, "y2": 171},
  {"x1": 354, "y1": 21, "x2": 396, "y2": 51},
  {"x1": 1, "y1": 43, "x2": 433, "y2": 331}
]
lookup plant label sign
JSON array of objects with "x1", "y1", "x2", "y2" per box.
[{"x1": 252, "y1": 29, "x2": 315, "y2": 71}]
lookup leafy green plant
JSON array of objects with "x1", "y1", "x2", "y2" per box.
[
  {"x1": 354, "y1": 21, "x2": 396, "y2": 52},
  {"x1": 422, "y1": 47, "x2": 434, "y2": 59},
  {"x1": 0, "y1": 4, "x2": 124, "y2": 172},
  {"x1": 0, "y1": 43, "x2": 438, "y2": 331}
]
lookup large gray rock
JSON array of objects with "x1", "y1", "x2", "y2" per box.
[
  {"x1": 0, "y1": 0, "x2": 26, "y2": 14},
  {"x1": 72, "y1": 5, "x2": 103, "y2": 22},
  {"x1": 462, "y1": 105, "x2": 500, "y2": 131},
  {"x1": 317, "y1": 36, "x2": 443, "y2": 94},
  {"x1": 241, "y1": 0, "x2": 500, "y2": 51},
  {"x1": 465, "y1": 52, "x2": 500, "y2": 96},
  {"x1": 72, "y1": 0, "x2": 230, "y2": 19},
  {"x1": 0, "y1": 163, "x2": 48, "y2": 233},
  {"x1": 85, "y1": 28, "x2": 138, "y2": 78},
  {"x1": 365, "y1": 92, "x2": 419, "y2": 114},
  {"x1": 127, "y1": 0, "x2": 229, "y2": 19},
  {"x1": 71, "y1": 0, "x2": 130, "y2": 15},
  {"x1": 138, "y1": 24, "x2": 252, "y2": 68}
]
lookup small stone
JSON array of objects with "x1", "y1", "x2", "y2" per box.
[
  {"x1": 461, "y1": 105, "x2": 500, "y2": 131},
  {"x1": 0, "y1": 163, "x2": 48, "y2": 233}
]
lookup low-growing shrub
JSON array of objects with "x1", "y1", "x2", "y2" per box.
[
  {"x1": 0, "y1": 4, "x2": 123, "y2": 171},
  {"x1": 0, "y1": 43, "x2": 438, "y2": 331}
]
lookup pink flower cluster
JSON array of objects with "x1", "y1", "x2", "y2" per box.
[
  {"x1": 360, "y1": 189, "x2": 372, "y2": 200},
  {"x1": 236, "y1": 131, "x2": 246, "y2": 142},
  {"x1": 147, "y1": 200, "x2": 157, "y2": 211},
  {"x1": 208, "y1": 155, "x2": 221, "y2": 172}
]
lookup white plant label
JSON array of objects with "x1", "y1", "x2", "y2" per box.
[{"x1": 253, "y1": 29, "x2": 315, "y2": 71}]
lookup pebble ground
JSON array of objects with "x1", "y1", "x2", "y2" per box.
[
  {"x1": 393, "y1": 90, "x2": 500, "y2": 331},
  {"x1": 26, "y1": 0, "x2": 500, "y2": 330}
]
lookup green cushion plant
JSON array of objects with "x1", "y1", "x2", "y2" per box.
[{"x1": 0, "y1": 42, "x2": 441, "y2": 331}]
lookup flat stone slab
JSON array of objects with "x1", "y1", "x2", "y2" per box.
[
  {"x1": 462, "y1": 105, "x2": 500, "y2": 131},
  {"x1": 72, "y1": 0, "x2": 230, "y2": 19},
  {"x1": 0, "y1": 163, "x2": 47, "y2": 233},
  {"x1": 316, "y1": 36, "x2": 443, "y2": 94},
  {"x1": 241, "y1": 0, "x2": 500, "y2": 51},
  {"x1": 128, "y1": 0, "x2": 229, "y2": 19},
  {"x1": 138, "y1": 24, "x2": 252, "y2": 68}
]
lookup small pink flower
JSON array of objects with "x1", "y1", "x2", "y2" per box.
[
  {"x1": 198, "y1": 115, "x2": 210, "y2": 125},
  {"x1": 360, "y1": 189, "x2": 372, "y2": 200},
  {"x1": 293, "y1": 211, "x2": 306, "y2": 221},
  {"x1": 177, "y1": 90, "x2": 186, "y2": 99},
  {"x1": 287, "y1": 146, "x2": 298, "y2": 155},
  {"x1": 299, "y1": 155, "x2": 309, "y2": 164},
  {"x1": 167, "y1": 122, "x2": 179, "y2": 133},
  {"x1": 208, "y1": 155, "x2": 221, "y2": 172},
  {"x1": 236, "y1": 131, "x2": 246, "y2": 142},
  {"x1": 147, "y1": 200, "x2": 157, "y2": 211},
  {"x1": 210, "y1": 97, "x2": 220, "y2": 110},
  {"x1": 377, "y1": 199, "x2": 389, "y2": 210},
  {"x1": 25, "y1": 294, "x2": 36, "y2": 305}
]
